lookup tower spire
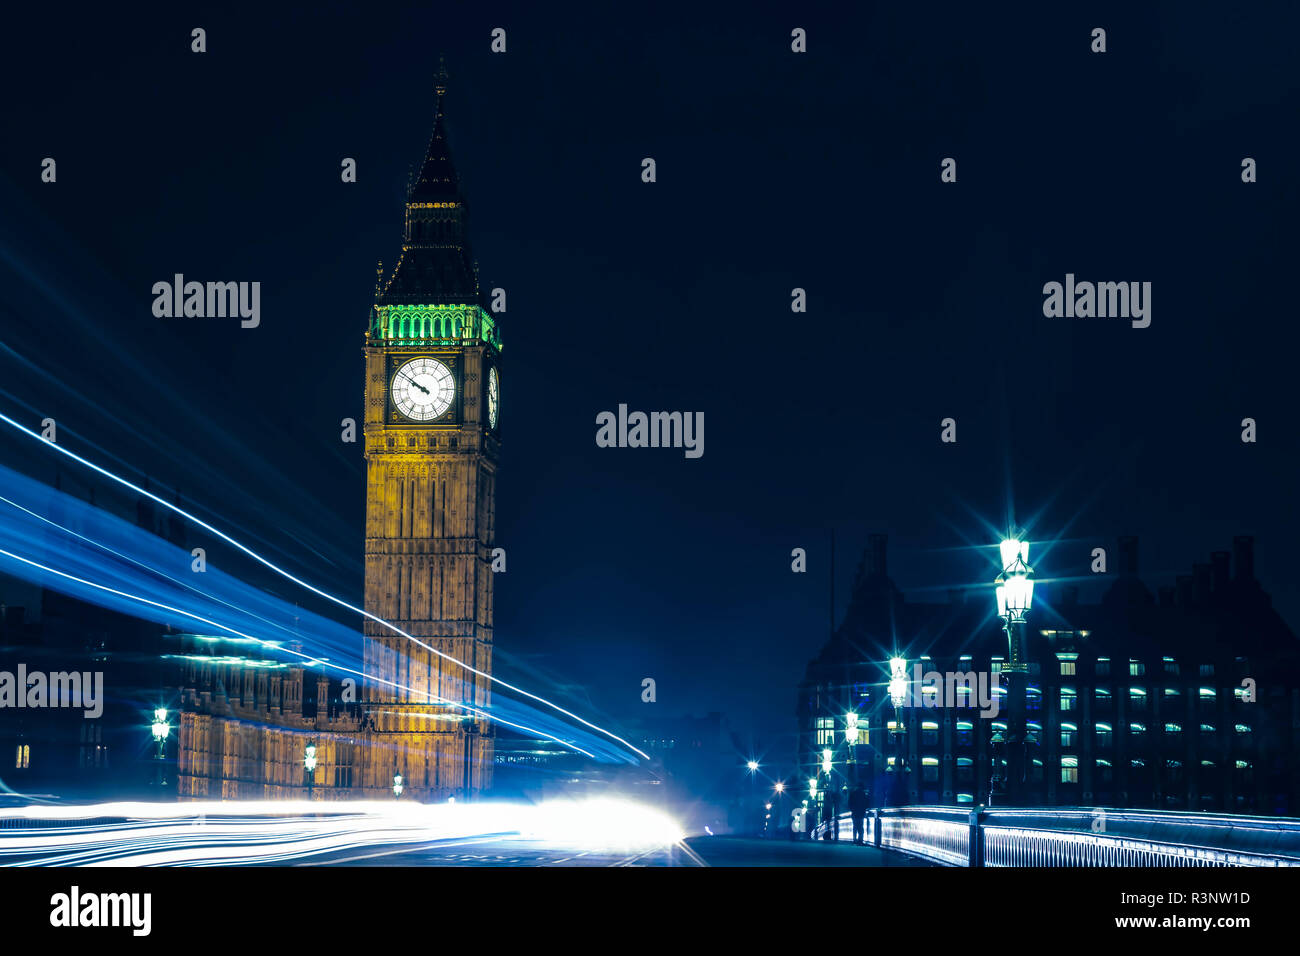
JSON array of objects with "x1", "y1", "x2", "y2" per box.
[
  {"x1": 435, "y1": 54, "x2": 448, "y2": 116},
  {"x1": 405, "y1": 55, "x2": 461, "y2": 204},
  {"x1": 378, "y1": 55, "x2": 480, "y2": 305}
]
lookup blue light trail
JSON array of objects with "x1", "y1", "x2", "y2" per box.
[{"x1": 0, "y1": 418, "x2": 646, "y2": 762}]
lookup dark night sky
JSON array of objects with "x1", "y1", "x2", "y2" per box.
[{"x1": 2, "y1": 2, "x2": 1298, "y2": 765}]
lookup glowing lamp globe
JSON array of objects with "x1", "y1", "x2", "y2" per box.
[
  {"x1": 889, "y1": 657, "x2": 909, "y2": 708},
  {"x1": 995, "y1": 536, "x2": 1035, "y2": 622},
  {"x1": 151, "y1": 708, "x2": 170, "y2": 741}
]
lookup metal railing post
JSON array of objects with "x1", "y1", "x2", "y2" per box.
[
  {"x1": 969, "y1": 808, "x2": 985, "y2": 868},
  {"x1": 872, "y1": 808, "x2": 882, "y2": 848}
]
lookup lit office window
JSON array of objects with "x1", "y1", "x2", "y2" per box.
[
  {"x1": 1095, "y1": 722, "x2": 1113, "y2": 746},
  {"x1": 1095, "y1": 657, "x2": 1111, "y2": 676},
  {"x1": 1061, "y1": 756, "x2": 1078, "y2": 783},
  {"x1": 921, "y1": 721, "x2": 939, "y2": 746},
  {"x1": 1129, "y1": 660, "x2": 1145, "y2": 677},
  {"x1": 816, "y1": 717, "x2": 836, "y2": 747},
  {"x1": 1130, "y1": 722, "x2": 1146, "y2": 735},
  {"x1": 1060, "y1": 723, "x2": 1077, "y2": 748},
  {"x1": 922, "y1": 756, "x2": 939, "y2": 783},
  {"x1": 1060, "y1": 661, "x2": 1076, "y2": 676},
  {"x1": 1200, "y1": 723, "x2": 1215, "y2": 733},
  {"x1": 1164, "y1": 722, "x2": 1182, "y2": 734},
  {"x1": 1235, "y1": 723, "x2": 1252, "y2": 735},
  {"x1": 1162, "y1": 657, "x2": 1179, "y2": 675},
  {"x1": 1129, "y1": 686, "x2": 1147, "y2": 710},
  {"x1": 1059, "y1": 687, "x2": 1076, "y2": 712}
]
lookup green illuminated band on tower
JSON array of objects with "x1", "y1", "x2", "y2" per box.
[{"x1": 371, "y1": 303, "x2": 502, "y2": 349}]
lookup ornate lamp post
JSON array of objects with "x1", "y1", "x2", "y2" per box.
[
  {"x1": 888, "y1": 657, "x2": 909, "y2": 805},
  {"x1": 303, "y1": 742, "x2": 317, "y2": 799},
  {"x1": 991, "y1": 534, "x2": 1035, "y2": 807},
  {"x1": 150, "y1": 707, "x2": 170, "y2": 788},
  {"x1": 393, "y1": 772, "x2": 404, "y2": 799},
  {"x1": 745, "y1": 760, "x2": 760, "y2": 834},
  {"x1": 844, "y1": 711, "x2": 859, "y2": 784}
]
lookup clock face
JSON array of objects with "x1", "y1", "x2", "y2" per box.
[
  {"x1": 487, "y1": 367, "x2": 499, "y2": 430},
  {"x1": 392, "y1": 357, "x2": 454, "y2": 422}
]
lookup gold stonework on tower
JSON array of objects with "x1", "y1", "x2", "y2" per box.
[{"x1": 175, "y1": 68, "x2": 501, "y2": 801}]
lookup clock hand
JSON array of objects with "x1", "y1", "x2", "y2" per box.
[{"x1": 401, "y1": 373, "x2": 430, "y2": 395}]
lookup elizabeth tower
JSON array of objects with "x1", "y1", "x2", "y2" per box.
[{"x1": 361, "y1": 66, "x2": 501, "y2": 797}]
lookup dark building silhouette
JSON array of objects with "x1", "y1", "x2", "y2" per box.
[{"x1": 798, "y1": 534, "x2": 1300, "y2": 817}]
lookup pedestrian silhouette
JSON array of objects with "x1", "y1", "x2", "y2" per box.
[
  {"x1": 849, "y1": 782, "x2": 869, "y2": 845},
  {"x1": 821, "y1": 788, "x2": 841, "y2": 841}
]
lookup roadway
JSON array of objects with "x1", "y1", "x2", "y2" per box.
[{"x1": 316, "y1": 835, "x2": 934, "y2": 866}]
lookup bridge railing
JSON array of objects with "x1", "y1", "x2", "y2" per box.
[{"x1": 811, "y1": 806, "x2": 1300, "y2": 867}]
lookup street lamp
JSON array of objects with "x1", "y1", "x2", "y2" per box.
[
  {"x1": 304, "y1": 743, "x2": 317, "y2": 799},
  {"x1": 844, "y1": 711, "x2": 860, "y2": 788},
  {"x1": 151, "y1": 707, "x2": 170, "y2": 743},
  {"x1": 774, "y1": 781, "x2": 784, "y2": 794},
  {"x1": 744, "y1": 759, "x2": 761, "y2": 834},
  {"x1": 888, "y1": 657, "x2": 909, "y2": 709},
  {"x1": 393, "y1": 772, "x2": 404, "y2": 799},
  {"x1": 887, "y1": 657, "x2": 910, "y2": 806},
  {"x1": 150, "y1": 707, "x2": 170, "y2": 787},
  {"x1": 992, "y1": 533, "x2": 1035, "y2": 807}
]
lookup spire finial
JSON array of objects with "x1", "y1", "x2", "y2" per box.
[{"x1": 435, "y1": 55, "x2": 448, "y2": 113}]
